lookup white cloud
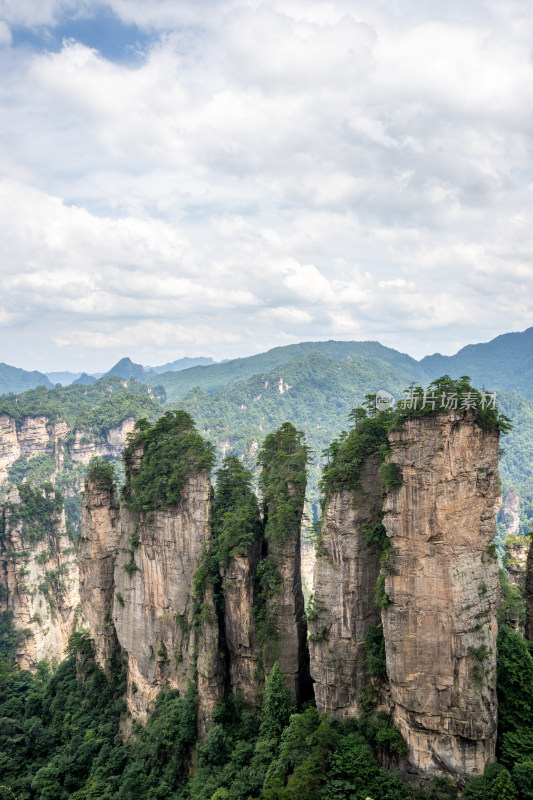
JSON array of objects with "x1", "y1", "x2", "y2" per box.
[
  {"x1": 0, "y1": 1, "x2": 532, "y2": 370},
  {"x1": 0, "y1": 20, "x2": 11, "y2": 45}
]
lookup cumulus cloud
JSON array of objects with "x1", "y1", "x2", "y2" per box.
[{"x1": 0, "y1": 0, "x2": 532, "y2": 370}]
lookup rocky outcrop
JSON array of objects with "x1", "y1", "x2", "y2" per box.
[
  {"x1": 503, "y1": 531, "x2": 529, "y2": 589},
  {"x1": 110, "y1": 474, "x2": 223, "y2": 730},
  {"x1": 382, "y1": 412, "x2": 500, "y2": 782},
  {"x1": 69, "y1": 418, "x2": 137, "y2": 465},
  {"x1": 309, "y1": 453, "x2": 383, "y2": 717},
  {"x1": 0, "y1": 413, "x2": 136, "y2": 485},
  {"x1": 263, "y1": 492, "x2": 307, "y2": 702},
  {"x1": 0, "y1": 414, "x2": 70, "y2": 483},
  {"x1": 221, "y1": 539, "x2": 262, "y2": 705},
  {"x1": 78, "y1": 478, "x2": 120, "y2": 671},
  {"x1": 0, "y1": 487, "x2": 82, "y2": 670},
  {"x1": 300, "y1": 538, "x2": 315, "y2": 603}
]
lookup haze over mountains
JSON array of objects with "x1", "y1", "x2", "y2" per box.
[{"x1": 1, "y1": 326, "x2": 531, "y2": 397}]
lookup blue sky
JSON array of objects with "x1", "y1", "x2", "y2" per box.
[
  {"x1": 11, "y1": 6, "x2": 152, "y2": 64},
  {"x1": 0, "y1": 0, "x2": 532, "y2": 372}
]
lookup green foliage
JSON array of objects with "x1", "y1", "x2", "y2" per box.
[
  {"x1": 259, "y1": 662, "x2": 297, "y2": 740},
  {"x1": 497, "y1": 627, "x2": 533, "y2": 735},
  {"x1": 123, "y1": 410, "x2": 216, "y2": 512},
  {"x1": 379, "y1": 461, "x2": 403, "y2": 490},
  {"x1": 363, "y1": 522, "x2": 388, "y2": 549},
  {"x1": 124, "y1": 550, "x2": 140, "y2": 575},
  {"x1": 512, "y1": 760, "x2": 533, "y2": 799},
  {"x1": 212, "y1": 456, "x2": 262, "y2": 567},
  {"x1": 498, "y1": 569, "x2": 526, "y2": 630},
  {"x1": 258, "y1": 423, "x2": 309, "y2": 545},
  {"x1": 363, "y1": 624, "x2": 387, "y2": 680},
  {"x1": 308, "y1": 626, "x2": 329, "y2": 643},
  {"x1": 374, "y1": 573, "x2": 390, "y2": 608},
  {"x1": 7, "y1": 453, "x2": 56, "y2": 486},
  {"x1": 3, "y1": 483, "x2": 63, "y2": 544},
  {"x1": 0, "y1": 610, "x2": 23, "y2": 664},
  {"x1": 320, "y1": 411, "x2": 391, "y2": 501},
  {"x1": 86, "y1": 457, "x2": 116, "y2": 491},
  {"x1": 490, "y1": 769, "x2": 517, "y2": 800},
  {"x1": 253, "y1": 555, "x2": 282, "y2": 654},
  {"x1": 463, "y1": 765, "x2": 508, "y2": 800},
  {"x1": 387, "y1": 375, "x2": 512, "y2": 434}
]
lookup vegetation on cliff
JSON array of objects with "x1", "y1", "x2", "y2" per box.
[
  {"x1": 85, "y1": 457, "x2": 116, "y2": 491},
  {"x1": 1, "y1": 483, "x2": 64, "y2": 544},
  {"x1": 258, "y1": 422, "x2": 309, "y2": 544},
  {"x1": 123, "y1": 410, "x2": 215, "y2": 512},
  {"x1": 212, "y1": 456, "x2": 262, "y2": 568},
  {"x1": 320, "y1": 376, "x2": 510, "y2": 504},
  {"x1": 0, "y1": 375, "x2": 162, "y2": 428}
]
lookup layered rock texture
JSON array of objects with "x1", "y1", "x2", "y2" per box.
[
  {"x1": 309, "y1": 452, "x2": 383, "y2": 717},
  {"x1": 382, "y1": 412, "x2": 500, "y2": 782},
  {"x1": 310, "y1": 411, "x2": 501, "y2": 785},
  {"x1": 112, "y1": 475, "x2": 223, "y2": 731},
  {"x1": 79, "y1": 468, "x2": 223, "y2": 731},
  {"x1": 79, "y1": 419, "x2": 310, "y2": 729},
  {"x1": 79, "y1": 477, "x2": 120, "y2": 671},
  {"x1": 220, "y1": 538, "x2": 262, "y2": 705},
  {"x1": 0, "y1": 486, "x2": 82, "y2": 669},
  {"x1": 0, "y1": 412, "x2": 136, "y2": 488}
]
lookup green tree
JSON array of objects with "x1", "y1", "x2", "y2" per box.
[
  {"x1": 490, "y1": 769, "x2": 516, "y2": 800},
  {"x1": 259, "y1": 663, "x2": 297, "y2": 741},
  {"x1": 258, "y1": 423, "x2": 310, "y2": 544},
  {"x1": 213, "y1": 456, "x2": 262, "y2": 566}
]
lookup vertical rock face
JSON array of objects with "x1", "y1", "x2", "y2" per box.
[
  {"x1": 221, "y1": 539, "x2": 262, "y2": 705},
  {"x1": 382, "y1": 413, "x2": 500, "y2": 782},
  {"x1": 0, "y1": 415, "x2": 70, "y2": 484},
  {"x1": 503, "y1": 531, "x2": 529, "y2": 590},
  {"x1": 0, "y1": 487, "x2": 82, "y2": 669},
  {"x1": 79, "y1": 478, "x2": 120, "y2": 671},
  {"x1": 257, "y1": 424, "x2": 310, "y2": 701},
  {"x1": 111, "y1": 473, "x2": 223, "y2": 728},
  {"x1": 0, "y1": 413, "x2": 137, "y2": 485},
  {"x1": 309, "y1": 453, "x2": 383, "y2": 717},
  {"x1": 264, "y1": 493, "x2": 307, "y2": 701},
  {"x1": 69, "y1": 418, "x2": 137, "y2": 465}
]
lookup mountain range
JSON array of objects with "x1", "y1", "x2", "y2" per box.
[{"x1": 1, "y1": 326, "x2": 531, "y2": 397}]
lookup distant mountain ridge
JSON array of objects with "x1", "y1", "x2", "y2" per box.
[
  {"x1": 421, "y1": 326, "x2": 533, "y2": 398},
  {"x1": 3, "y1": 326, "x2": 532, "y2": 396},
  {"x1": 0, "y1": 362, "x2": 53, "y2": 394}
]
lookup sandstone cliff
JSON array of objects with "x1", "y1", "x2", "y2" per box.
[
  {"x1": 111, "y1": 475, "x2": 223, "y2": 729},
  {"x1": 0, "y1": 486, "x2": 82, "y2": 669},
  {"x1": 309, "y1": 452, "x2": 383, "y2": 717},
  {"x1": 221, "y1": 538, "x2": 262, "y2": 705},
  {"x1": 382, "y1": 412, "x2": 500, "y2": 782},
  {"x1": 79, "y1": 477, "x2": 120, "y2": 671},
  {"x1": 503, "y1": 530, "x2": 529, "y2": 590},
  {"x1": 0, "y1": 412, "x2": 136, "y2": 485}
]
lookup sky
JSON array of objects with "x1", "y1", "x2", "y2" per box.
[{"x1": 0, "y1": 0, "x2": 532, "y2": 373}]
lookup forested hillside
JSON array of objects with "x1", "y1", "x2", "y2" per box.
[
  {"x1": 1, "y1": 338, "x2": 532, "y2": 539},
  {"x1": 0, "y1": 363, "x2": 53, "y2": 395}
]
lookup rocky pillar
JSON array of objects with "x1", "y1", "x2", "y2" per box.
[{"x1": 382, "y1": 412, "x2": 500, "y2": 782}]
